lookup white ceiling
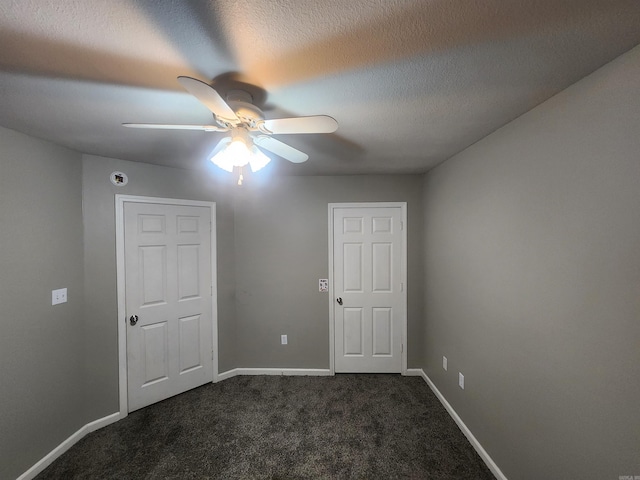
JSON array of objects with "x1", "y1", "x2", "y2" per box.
[{"x1": 1, "y1": 0, "x2": 639, "y2": 175}]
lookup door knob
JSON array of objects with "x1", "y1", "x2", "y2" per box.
[
  {"x1": 129, "y1": 315, "x2": 139, "y2": 326},
  {"x1": 336, "y1": 297, "x2": 343, "y2": 305}
]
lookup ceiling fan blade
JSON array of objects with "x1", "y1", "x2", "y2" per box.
[
  {"x1": 254, "y1": 136, "x2": 309, "y2": 163},
  {"x1": 177, "y1": 76, "x2": 238, "y2": 122},
  {"x1": 123, "y1": 123, "x2": 227, "y2": 132},
  {"x1": 261, "y1": 115, "x2": 338, "y2": 134}
]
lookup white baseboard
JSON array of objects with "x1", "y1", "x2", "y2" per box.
[
  {"x1": 18, "y1": 411, "x2": 122, "y2": 480},
  {"x1": 85, "y1": 411, "x2": 121, "y2": 433},
  {"x1": 217, "y1": 368, "x2": 333, "y2": 381},
  {"x1": 413, "y1": 369, "x2": 507, "y2": 480},
  {"x1": 216, "y1": 368, "x2": 239, "y2": 382}
]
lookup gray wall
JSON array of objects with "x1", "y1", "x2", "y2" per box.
[
  {"x1": 421, "y1": 45, "x2": 640, "y2": 479},
  {"x1": 0, "y1": 128, "x2": 85, "y2": 479},
  {"x1": 234, "y1": 175, "x2": 424, "y2": 369},
  {"x1": 82, "y1": 155, "x2": 238, "y2": 420},
  {"x1": 81, "y1": 159, "x2": 425, "y2": 423},
  {"x1": 10, "y1": 45, "x2": 638, "y2": 479},
  {"x1": 1, "y1": 134, "x2": 424, "y2": 477}
]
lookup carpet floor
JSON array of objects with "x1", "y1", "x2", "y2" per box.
[{"x1": 36, "y1": 374, "x2": 495, "y2": 479}]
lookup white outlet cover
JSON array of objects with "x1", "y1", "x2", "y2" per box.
[
  {"x1": 52, "y1": 288, "x2": 68, "y2": 305},
  {"x1": 458, "y1": 372, "x2": 465, "y2": 389},
  {"x1": 319, "y1": 279, "x2": 328, "y2": 292},
  {"x1": 281, "y1": 334, "x2": 288, "y2": 345}
]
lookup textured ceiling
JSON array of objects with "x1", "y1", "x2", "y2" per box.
[{"x1": 1, "y1": 0, "x2": 639, "y2": 176}]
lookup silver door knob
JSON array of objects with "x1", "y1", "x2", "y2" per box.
[
  {"x1": 336, "y1": 297, "x2": 343, "y2": 305},
  {"x1": 129, "y1": 315, "x2": 139, "y2": 326}
]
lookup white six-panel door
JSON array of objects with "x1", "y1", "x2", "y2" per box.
[
  {"x1": 124, "y1": 202, "x2": 213, "y2": 412},
  {"x1": 332, "y1": 205, "x2": 405, "y2": 373}
]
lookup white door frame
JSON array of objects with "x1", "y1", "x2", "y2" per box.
[
  {"x1": 328, "y1": 202, "x2": 408, "y2": 375},
  {"x1": 115, "y1": 195, "x2": 218, "y2": 417}
]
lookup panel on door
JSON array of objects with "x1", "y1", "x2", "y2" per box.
[
  {"x1": 139, "y1": 245, "x2": 167, "y2": 306},
  {"x1": 343, "y1": 307, "x2": 364, "y2": 356},
  {"x1": 177, "y1": 244, "x2": 200, "y2": 301},
  {"x1": 334, "y1": 206, "x2": 404, "y2": 373},
  {"x1": 125, "y1": 202, "x2": 213, "y2": 412},
  {"x1": 140, "y1": 321, "x2": 170, "y2": 385},
  {"x1": 178, "y1": 314, "x2": 203, "y2": 373}
]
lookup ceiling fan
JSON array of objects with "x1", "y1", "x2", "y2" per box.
[{"x1": 123, "y1": 76, "x2": 338, "y2": 176}]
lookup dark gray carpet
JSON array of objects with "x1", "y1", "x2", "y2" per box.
[{"x1": 36, "y1": 374, "x2": 494, "y2": 479}]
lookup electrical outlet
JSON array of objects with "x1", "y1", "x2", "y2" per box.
[
  {"x1": 52, "y1": 288, "x2": 68, "y2": 305},
  {"x1": 319, "y1": 279, "x2": 328, "y2": 292},
  {"x1": 281, "y1": 334, "x2": 288, "y2": 345},
  {"x1": 442, "y1": 356, "x2": 448, "y2": 371},
  {"x1": 458, "y1": 372, "x2": 465, "y2": 389}
]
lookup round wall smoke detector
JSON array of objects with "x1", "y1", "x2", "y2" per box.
[{"x1": 110, "y1": 171, "x2": 128, "y2": 186}]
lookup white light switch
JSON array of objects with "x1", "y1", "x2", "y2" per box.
[
  {"x1": 458, "y1": 372, "x2": 465, "y2": 389},
  {"x1": 319, "y1": 279, "x2": 328, "y2": 292},
  {"x1": 52, "y1": 288, "x2": 68, "y2": 305},
  {"x1": 442, "y1": 356, "x2": 448, "y2": 371},
  {"x1": 281, "y1": 334, "x2": 288, "y2": 345}
]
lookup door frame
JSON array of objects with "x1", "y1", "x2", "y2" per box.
[
  {"x1": 115, "y1": 195, "x2": 218, "y2": 417},
  {"x1": 328, "y1": 202, "x2": 408, "y2": 375}
]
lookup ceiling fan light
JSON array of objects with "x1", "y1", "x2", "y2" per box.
[
  {"x1": 210, "y1": 148, "x2": 235, "y2": 172},
  {"x1": 211, "y1": 134, "x2": 271, "y2": 175},
  {"x1": 210, "y1": 137, "x2": 253, "y2": 172},
  {"x1": 209, "y1": 137, "x2": 233, "y2": 171},
  {"x1": 248, "y1": 146, "x2": 271, "y2": 172},
  {"x1": 226, "y1": 139, "x2": 253, "y2": 167}
]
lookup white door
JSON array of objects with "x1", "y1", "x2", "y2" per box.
[
  {"x1": 333, "y1": 205, "x2": 405, "y2": 373},
  {"x1": 125, "y1": 202, "x2": 213, "y2": 411}
]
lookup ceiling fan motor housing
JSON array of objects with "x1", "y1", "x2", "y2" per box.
[{"x1": 225, "y1": 90, "x2": 264, "y2": 128}]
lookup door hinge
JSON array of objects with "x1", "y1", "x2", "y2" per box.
[
  {"x1": 401, "y1": 344, "x2": 404, "y2": 353},
  {"x1": 400, "y1": 221, "x2": 404, "y2": 231},
  {"x1": 210, "y1": 285, "x2": 213, "y2": 296},
  {"x1": 400, "y1": 283, "x2": 404, "y2": 292}
]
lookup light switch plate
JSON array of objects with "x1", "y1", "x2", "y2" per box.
[
  {"x1": 52, "y1": 288, "x2": 67, "y2": 305},
  {"x1": 442, "y1": 356, "x2": 448, "y2": 371},
  {"x1": 281, "y1": 334, "x2": 288, "y2": 345},
  {"x1": 319, "y1": 279, "x2": 328, "y2": 292},
  {"x1": 458, "y1": 372, "x2": 465, "y2": 389}
]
